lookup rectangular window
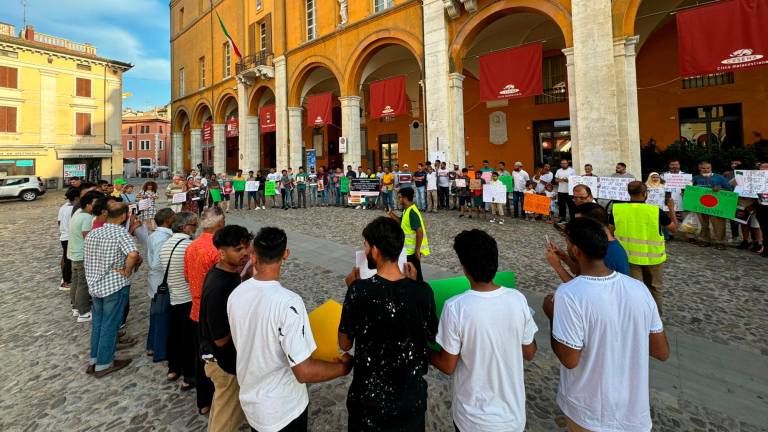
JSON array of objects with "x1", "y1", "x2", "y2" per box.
[
  {"x1": 374, "y1": 0, "x2": 394, "y2": 13},
  {"x1": 159, "y1": 140, "x2": 164, "y2": 150},
  {"x1": 179, "y1": 67, "x2": 185, "y2": 97},
  {"x1": 679, "y1": 104, "x2": 742, "y2": 148},
  {"x1": 306, "y1": 0, "x2": 316, "y2": 41},
  {"x1": 0, "y1": 66, "x2": 18, "y2": 89},
  {"x1": 257, "y1": 0, "x2": 262, "y2": 10},
  {"x1": 535, "y1": 55, "x2": 567, "y2": 105},
  {"x1": 139, "y1": 140, "x2": 150, "y2": 151},
  {"x1": 76, "y1": 112, "x2": 91, "y2": 136},
  {"x1": 199, "y1": 56, "x2": 206, "y2": 88},
  {"x1": 379, "y1": 134, "x2": 398, "y2": 168},
  {"x1": 0, "y1": 160, "x2": 34, "y2": 176},
  {"x1": 0, "y1": 106, "x2": 17, "y2": 133},
  {"x1": 127, "y1": 140, "x2": 133, "y2": 151},
  {"x1": 224, "y1": 42, "x2": 231, "y2": 77},
  {"x1": 179, "y1": 7, "x2": 185, "y2": 31},
  {"x1": 682, "y1": 72, "x2": 734, "y2": 89},
  {"x1": 260, "y1": 22, "x2": 267, "y2": 54},
  {"x1": 128, "y1": 126, "x2": 133, "y2": 134},
  {"x1": 160, "y1": 126, "x2": 164, "y2": 133}
]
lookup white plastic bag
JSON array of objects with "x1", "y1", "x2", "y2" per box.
[{"x1": 680, "y1": 212, "x2": 700, "y2": 235}]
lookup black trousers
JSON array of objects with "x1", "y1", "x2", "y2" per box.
[
  {"x1": 756, "y1": 205, "x2": 768, "y2": 244},
  {"x1": 167, "y1": 302, "x2": 195, "y2": 382},
  {"x1": 252, "y1": 407, "x2": 308, "y2": 432},
  {"x1": 234, "y1": 191, "x2": 245, "y2": 209},
  {"x1": 60, "y1": 240, "x2": 72, "y2": 284},
  {"x1": 407, "y1": 254, "x2": 424, "y2": 282},
  {"x1": 192, "y1": 320, "x2": 214, "y2": 409},
  {"x1": 438, "y1": 186, "x2": 449, "y2": 209},
  {"x1": 557, "y1": 192, "x2": 575, "y2": 221}
]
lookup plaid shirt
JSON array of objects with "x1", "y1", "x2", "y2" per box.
[{"x1": 84, "y1": 223, "x2": 138, "y2": 298}]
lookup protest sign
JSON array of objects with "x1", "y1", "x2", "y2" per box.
[
  {"x1": 172, "y1": 192, "x2": 187, "y2": 204},
  {"x1": 499, "y1": 175, "x2": 514, "y2": 193},
  {"x1": 209, "y1": 189, "x2": 222, "y2": 202},
  {"x1": 733, "y1": 170, "x2": 768, "y2": 197},
  {"x1": 350, "y1": 178, "x2": 380, "y2": 196},
  {"x1": 233, "y1": 180, "x2": 246, "y2": 191},
  {"x1": 245, "y1": 181, "x2": 259, "y2": 192},
  {"x1": 646, "y1": 188, "x2": 666, "y2": 207},
  {"x1": 454, "y1": 178, "x2": 466, "y2": 188},
  {"x1": 138, "y1": 198, "x2": 152, "y2": 211},
  {"x1": 265, "y1": 181, "x2": 277, "y2": 196},
  {"x1": 481, "y1": 172, "x2": 492, "y2": 183},
  {"x1": 663, "y1": 173, "x2": 693, "y2": 190},
  {"x1": 469, "y1": 179, "x2": 482, "y2": 191},
  {"x1": 568, "y1": 176, "x2": 599, "y2": 195},
  {"x1": 63, "y1": 163, "x2": 86, "y2": 178},
  {"x1": 523, "y1": 193, "x2": 551, "y2": 215},
  {"x1": 317, "y1": 179, "x2": 325, "y2": 191},
  {"x1": 682, "y1": 185, "x2": 738, "y2": 219},
  {"x1": 356, "y1": 249, "x2": 407, "y2": 280},
  {"x1": 483, "y1": 183, "x2": 507, "y2": 203},
  {"x1": 596, "y1": 177, "x2": 633, "y2": 201},
  {"x1": 308, "y1": 300, "x2": 343, "y2": 362},
  {"x1": 340, "y1": 176, "x2": 350, "y2": 193}
]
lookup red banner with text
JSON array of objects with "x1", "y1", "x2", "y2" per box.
[
  {"x1": 677, "y1": 0, "x2": 768, "y2": 77},
  {"x1": 369, "y1": 75, "x2": 408, "y2": 119},
  {"x1": 259, "y1": 104, "x2": 276, "y2": 132},
  {"x1": 306, "y1": 92, "x2": 333, "y2": 127},
  {"x1": 226, "y1": 116, "x2": 239, "y2": 138},
  {"x1": 202, "y1": 120, "x2": 213, "y2": 144},
  {"x1": 479, "y1": 43, "x2": 543, "y2": 101}
]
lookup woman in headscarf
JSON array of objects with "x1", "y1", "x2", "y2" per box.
[{"x1": 645, "y1": 172, "x2": 664, "y2": 189}]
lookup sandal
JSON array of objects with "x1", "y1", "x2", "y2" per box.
[
  {"x1": 180, "y1": 381, "x2": 195, "y2": 391},
  {"x1": 166, "y1": 372, "x2": 180, "y2": 382},
  {"x1": 198, "y1": 406, "x2": 211, "y2": 416}
]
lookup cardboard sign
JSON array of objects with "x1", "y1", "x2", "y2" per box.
[
  {"x1": 646, "y1": 188, "x2": 666, "y2": 207},
  {"x1": 734, "y1": 170, "x2": 768, "y2": 197},
  {"x1": 597, "y1": 177, "x2": 633, "y2": 201},
  {"x1": 317, "y1": 179, "x2": 325, "y2": 191},
  {"x1": 308, "y1": 300, "x2": 342, "y2": 362},
  {"x1": 245, "y1": 181, "x2": 259, "y2": 192},
  {"x1": 172, "y1": 192, "x2": 187, "y2": 204},
  {"x1": 481, "y1": 172, "x2": 492, "y2": 183},
  {"x1": 469, "y1": 179, "x2": 482, "y2": 191},
  {"x1": 340, "y1": 176, "x2": 350, "y2": 193},
  {"x1": 350, "y1": 178, "x2": 380, "y2": 196},
  {"x1": 265, "y1": 181, "x2": 277, "y2": 196},
  {"x1": 663, "y1": 173, "x2": 693, "y2": 190},
  {"x1": 568, "y1": 175, "x2": 599, "y2": 195},
  {"x1": 138, "y1": 198, "x2": 152, "y2": 211},
  {"x1": 454, "y1": 178, "x2": 467, "y2": 188},
  {"x1": 500, "y1": 175, "x2": 514, "y2": 193},
  {"x1": 233, "y1": 180, "x2": 246, "y2": 191},
  {"x1": 483, "y1": 183, "x2": 507, "y2": 203},
  {"x1": 209, "y1": 189, "x2": 222, "y2": 203},
  {"x1": 523, "y1": 193, "x2": 551, "y2": 215},
  {"x1": 682, "y1": 185, "x2": 738, "y2": 219}
]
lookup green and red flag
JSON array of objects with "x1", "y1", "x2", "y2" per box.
[
  {"x1": 682, "y1": 185, "x2": 738, "y2": 219},
  {"x1": 216, "y1": 11, "x2": 242, "y2": 59}
]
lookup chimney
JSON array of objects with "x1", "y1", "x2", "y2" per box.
[{"x1": 23, "y1": 25, "x2": 35, "y2": 41}]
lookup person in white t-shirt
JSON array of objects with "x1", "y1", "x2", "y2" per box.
[
  {"x1": 57, "y1": 188, "x2": 79, "y2": 290},
  {"x1": 511, "y1": 162, "x2": 530, "y2": 219},
  {"x1": 228, "y1": 227, "x2": 352, "y2": 432},
  {"x1": 533, "y1": 163, "x2": 553, "y2": 194},
  {"x1": 542, "y1": 218, "x2": 669, "y2": 432},
  {"x1": 432, "y1": 229, "x2": 537, "y2": 432},
  {"x1": 426, "y1": 166, "x2": 439, "y2": 213},
  {"x1": 553, "y1": 159, "x2": 576, "y2": 223}
]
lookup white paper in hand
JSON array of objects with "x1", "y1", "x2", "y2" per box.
[{"x1": 355, "y1": 249, "x2": 407, "y2": 280}]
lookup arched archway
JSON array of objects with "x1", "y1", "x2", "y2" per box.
[
  {"x1": 342, "y1": 30, "x2": 423, "y2": 97},
  {"x1": 249, "y1": 85, "x2": 278, "y2": 170},
  {"x1": 613, "y1": 0, "x2": 642, "y2": 38},
  {"x1": 192, "y1": 101, "x2": 213, "y2": 168},
  {"x1": 288, "y1": 56, "x2": 344, "y2": 107},
  {"x1": 215, "y1": 92, "x2": 240, "y2": 172},
  {"x1": 174, "y1": 107, "x2": 192, "y2": 172}
]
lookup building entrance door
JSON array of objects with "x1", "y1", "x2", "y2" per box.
[{"x1": 533, "y1": 119, "x2": 571, "y2": 167}]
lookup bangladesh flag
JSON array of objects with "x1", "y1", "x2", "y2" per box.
[
  {"x1": 216, "y1": 11, "x2": 242, "y2": 59},
  {"x1": 682, "y1": 185, "x2": 738, "y2": 219}
]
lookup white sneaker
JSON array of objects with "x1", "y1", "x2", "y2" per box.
[
  {"x1": 72, "y1": 308, "x2": 78, "y2": 317},
  {"x1": 254, "y1": 207, "x2": 259, "y2": 210},
  {"x1": 261, "y1": 206, "x2": 266, "y2": 209},
  {"x1": 498, "y1": 220, "x2": 505, "y2": 225},
  {"x1": 77, "y1": 312, "x2": 92, "y2": 322},
  {"x1": 355, "y1": 206, "x2": 361, "y2": 210}
]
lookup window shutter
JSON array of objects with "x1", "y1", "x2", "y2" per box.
[
  {"x1": 76, "y1": 78, "x2": 82, "y2": 96},
  {"x1": 266, "y1": 14, "x2": 272, "y2": 53},
  {"x1": 249, "y1": 23, "x2": 256, "y2": 56},
  {"x1": 76, "y1": 78, "x2": 91, "y2": 97},
  {"x1": 76, "y1": 113, "x2": 91, "y2": 135},
  {"x1": 6, "y1": 107, "x2": 15, "y2": 132},
  {"x1": 0, "y1": 67, "x2": 6, "y2": 88},
  {"x1": 0, "y1": 107, "x2": 6, "y2": 132},
  {"x1": 8, "y1": 68, "x2": 17, "y2": 89}
]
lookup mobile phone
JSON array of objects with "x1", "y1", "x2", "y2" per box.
[{"x1": 545, "y1": 234, "x2": 552, "y2": 247}]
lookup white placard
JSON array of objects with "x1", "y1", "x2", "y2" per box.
[
  {"x1": 172, "y1": 192, "x2": 187, "y2": 204},
  {"x1": 597, "y1": 177, "x2": 633, "y2": 201},
  {"x1": 355, "y1": 249, "x2": 407, "y2": 280},
  {"x1": 568, "y1": 175, "x2": 599, "y2": 195},
  {"x1": 663, "y1": 173, "x2": 693, "y2": 191},
  {"x1": 138, "y1": 198, "x2": 152, "y2": 211},
  {"x1": 734, "y1": 170, "x2": 768, "y2": 197},
  {"x1": 482, "y1": 183, "x2": 507, "y2": 203},
  {"x1": 245, "y1": 181, "x2": 259, "y2": 191},
  {"x1": 646, "y1": 188, "x2": 666, "y2": 207},
  {"x1": 454, "y1": 178, "x2": 467, "y2": 188}
]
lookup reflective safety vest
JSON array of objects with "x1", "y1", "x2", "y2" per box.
[
  {"x1": 612, "y1": 203, "x2": 666, "y2": 266},
  {"x1": 401, "y1": 204, "x2": 430, "y2": 257}
]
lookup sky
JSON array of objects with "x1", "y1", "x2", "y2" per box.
[{"x1": 4, "y1": 0, "x2": 170, "y2": 111}]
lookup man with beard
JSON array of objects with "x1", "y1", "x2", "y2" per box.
[{"x1": 339, "y1": 216, "x2": 438, "y2": 431}]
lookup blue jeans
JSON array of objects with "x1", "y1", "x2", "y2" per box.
[
  {"x1": 382, "y1": 190, "x2": 394, "y2": 210},
  {"x1": 146, "y1": 293, "x2": 170, "y2": 362},
  {"x1": 512, "y1": 191, "x2": 525, "y2": 217},
  {"x1": 334, "y1": 187, "x2": 342, "y2": 206},
  {"x1": 309, "y1": 185, "x2": 318, "y2": 206},
  {"x1": 91, "y1": 286, "x2": 130, "y2": 370},
  {"x1": 321, "y1": 188, "x2": 329, "y2": 206},
  {"x1": 416, "y1": 186, "x2": 426, "y2": 210}
]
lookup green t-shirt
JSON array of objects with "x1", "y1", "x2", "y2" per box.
[
  {"x1": 408, "y1": 208, "x2": 422, "y2": 230},
  {"x1": 296, "y1": 173, "x2": 308, "y2": 190},
  {"x1": 68, "y1": 209, "x2": 94, "y2": 261}
]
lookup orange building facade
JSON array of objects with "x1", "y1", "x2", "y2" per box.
[{"x1": 170, "y1": 0, "x2": 768, "y2": 177}]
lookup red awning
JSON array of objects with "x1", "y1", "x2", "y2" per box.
[
  {"x1": 369, "y1": 75, "x2": 408, "y2": 119},
  {"x1": 479, "y1": 43, "x2": 543, "y2": 101},
  {"x1": 677, "y1": 0, "x2": 768, "y2": 77},
  {"x1": 226, "y1": 116, "x2": 239, "y2": 138},
  {"x1": 260, "y1": 104, "x2": 276, "y2": 132},
  {"x1": 306, "y1": 92, "x2": 333, "y2": 127},
  {"x1": 202, "y1": 120, "x2": 213, "y2": 144}
]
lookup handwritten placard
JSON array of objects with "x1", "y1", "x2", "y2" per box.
[
  {"x1": 734, "y1": 170, "x2": 768, "y2": 197},
  {"x1": 568, "y1": 176, "x2": 599, "y2": 195},
  {"x1": 454, "y1": 178, "x2": 467, "y2": 188},
  {"x1": 597, "y1": 177, "x2": 633, "y2": 201},
  {"x1": 523, "y1": 194, "x2": 551, "y2": 215},
  {"x1": 172, "y1": 192, "x2": 187, "y2": 204},
  {"x1": 663, "y1": 173, "x2": 693, "y2": 190},
  {"x1": 469, "y1": 179, "x2": 482, "y2": 191},
  {"x1": 265, "y1": 181, "x2": 277, "y2": 196},
  {"x1": 483, "y1": 183, "x2": 507, "y2": 203},
  {"x1": 138, "y1": 198, "x2": 152, "y2": 211},
  {"x1": 245, "y1": 181, "x2": 259, "y2": 192},
  {"x1": 646, "y1": 188, "x2": 666, "y2": 207}
]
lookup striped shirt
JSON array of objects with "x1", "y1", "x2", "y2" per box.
[{"x1": 159, "y1": 233, "x2": 193, "y2": 305}]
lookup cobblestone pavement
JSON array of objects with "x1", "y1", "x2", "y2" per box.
[{"x1": 0, "y1": 193, "x2": 766, "y2": 431}]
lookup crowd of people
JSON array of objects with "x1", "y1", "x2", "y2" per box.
[{"x1": 50, "y1": 153, "x2": 767, "y2": 432}]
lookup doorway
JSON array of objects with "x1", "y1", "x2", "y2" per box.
[
  {"x1": 533, "y1": 119, "x2": 571, "y2": 167},
  {"x1": 379, "y1": 134, "x2": 399, "y2": 169},
  {"x1": 261, "y1": 132, "x2": 276, "y2": 169}
]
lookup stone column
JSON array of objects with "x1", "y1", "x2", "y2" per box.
[
  {"x1": 423, "y1": 0, "x2": 451, "y2": 162},
  {"x1": 614, "y1": 36, "x2": 642, "y2": 176},
  {"x1": 237, "y1": 79, "x2": 250, "y2": 171},
  {"x1": 448, "y1": 73, "x2": 466, "y2": 168},
  {"x1": 274, "y1": 55, "x2": 289, "y2": 170},
  {"x1": 190, "y1": 129, "x2": 202, "y2": 170},
  {"x1": 288, "y1": 107, "x2": 303, "y2": 169},
  {"x1": 340, "y1": 96, "x2": 361, "y2": 169},
  {"x1": 570, "y1": 0, "x2": 622, "y2": 177},
  {"x1": 246, "y1": 116, "x2": 260, "y2": 171},
  {"x1": 172, "y1": 132, "x2": 183, "y2": 174},
  {"x1": 563, "y1": 47, "x2": 580, "y2": 173},
  {"x1": 213, "y1": 124, "x2": 226, "y2": 174}
]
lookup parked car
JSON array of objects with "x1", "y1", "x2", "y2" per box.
[{"x1": 0, "y1": 175, "x2": 47, "y2": 201}]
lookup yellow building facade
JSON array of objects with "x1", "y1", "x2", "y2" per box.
[
  {"x1": 171, "y1": 0, "x2": 768, "y2": 177},
  {"x1": 0, "y1": 23, "x2": 131, "y2": 186}
]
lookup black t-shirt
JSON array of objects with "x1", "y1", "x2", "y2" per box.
[
  {"x1": 255, "y1": 176, "x2": 266, "y2": 191},
  {"x1": 413, "y1": 171, "x2": 427, "y2": 187},
  {"x1": 199, "y1": 266, "x2": 240, "y2": 375},
  {"x1": 339, "y1": 275, "x2": 438, "y2": 429}
]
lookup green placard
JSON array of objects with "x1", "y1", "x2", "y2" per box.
[
  {"x1": 340, "y1": 176, "x2": 350, "y2": 193},
  {"x1": 500, "y1": 175, "x2": 514, "y2": 193},
  {"x1": 682, "y1": 185, "x2": 738, "y2": 219},
  {"x1": 233, "y1": 180, "x2": 246, "y2": 191},
  {"x1": 265, "y1": 180, "x2": 277, "y2": 196},
  {"x1": 209, "y1": 188, "x2": 222, "y2": 203}
]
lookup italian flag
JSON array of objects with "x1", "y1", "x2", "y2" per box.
[{"x1": 216, "y1": 11, "x2": 242, "y2": 59}]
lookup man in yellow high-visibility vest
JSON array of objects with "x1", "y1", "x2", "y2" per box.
[
  {"x1": 609, "y1": 181, "x2": 677, "y2": 315},
  {"x1": 388, "y1": 187, "x2": 430, "y2": 281}
]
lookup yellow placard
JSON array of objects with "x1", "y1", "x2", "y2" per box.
[{"x1": 308, "y1": 300, "x2": 343, "y2": 362}]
